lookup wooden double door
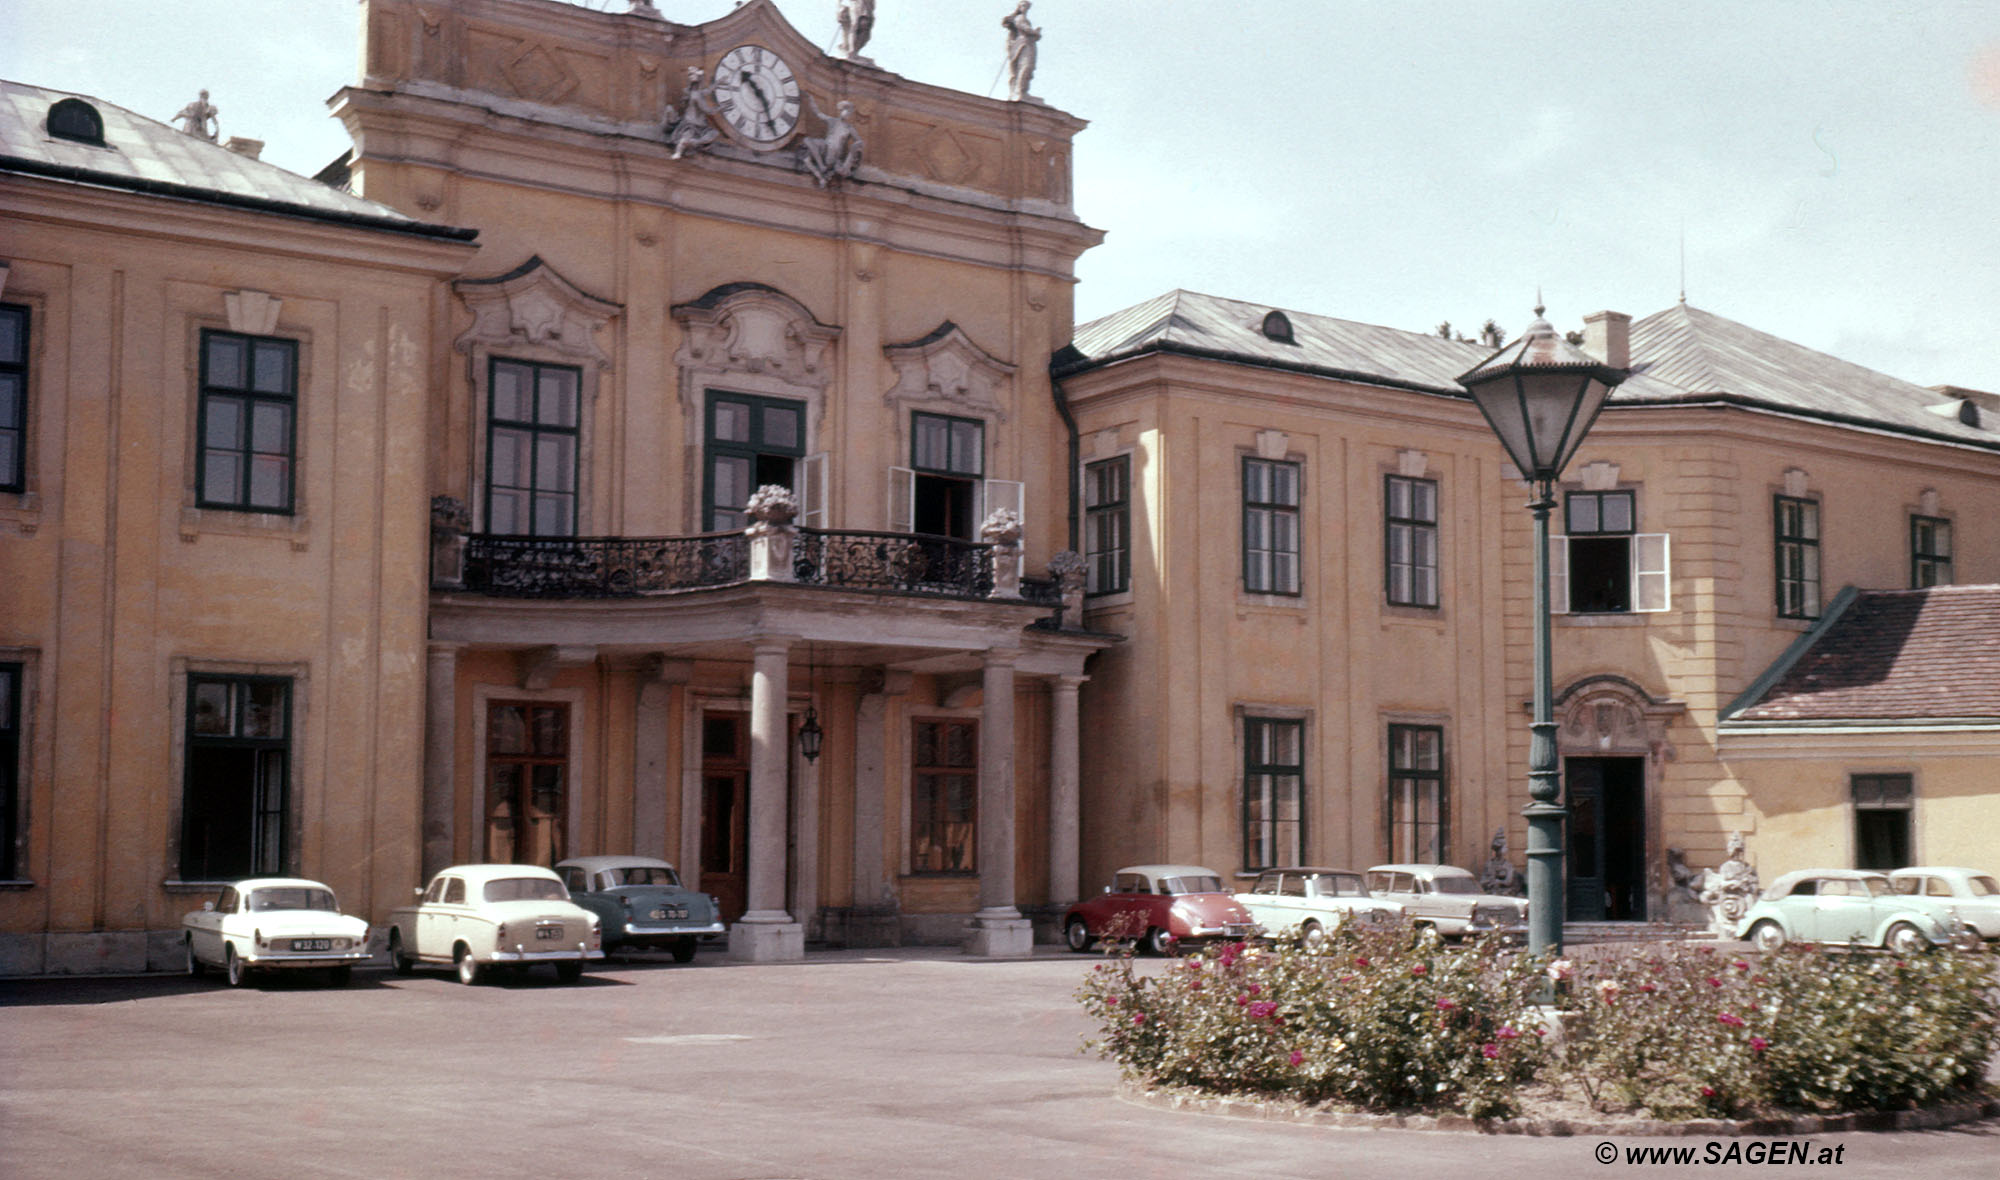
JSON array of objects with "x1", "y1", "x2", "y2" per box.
[{"x1": 1566, "y1": 756, "x2": 1647, "y2": 922}]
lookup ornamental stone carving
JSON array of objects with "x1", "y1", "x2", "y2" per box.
[
  {"x1": 978, "y1": 507, "x2": 1023, "y2": 548},
  {"x1": 1479, "y1": 828, "x2": 1525, "y2": 897},
  {"x1": 453, "y1": 256, "x2": 621, "y2": 368},
  {"x1": 746, "y1": 484, "x2": 800, "y2": 529},
  {"x1": 672, "y1": 283, "x2": 840, "y2": 391},
  {"x1": 883, "y1": 321, "x2": 1014, "y2": 419},
  {"x1": 1696, "y1": 831, "x2": 1761, "y2": 938},
  {"x1": 745, "y1": 484, "x2": 799, "y2": 583}
]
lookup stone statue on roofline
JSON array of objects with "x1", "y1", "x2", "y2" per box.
[
  {"x1": 837, "y1": 0, "x2": 875, "y2": 61},
  {"x1": 174, "y1": 89, "x2": 220, "y2": 141},
  {"x1": 1002, "y1": 2, "x2": 1040, "y2": 102},
  {"x1": 799, "y1": 96, "x2": 864, "y2": 188},
  {"x1": 1479, "y1": 828, "x2": 1525, "y2": 897},
  {"x1": 665, "y1": 67, "x2": 720, "y2": 160}
]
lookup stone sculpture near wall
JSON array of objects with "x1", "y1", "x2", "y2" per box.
[
  {"x1": 1002, "y1": 2, "x2": 1040, "y2": 102},
  {"x1": 1479, "y1": 828, "x2": 1525, "y2": 897},
  {"x1": 800, "y1": 96, "x2": 864, "y2": 187},
  {"x1": 1664, "y1": 846, "x2": 1709, "y2": 924},
  {"x1": 837, "y1": 0, "x2": 875, "y2": 60},
  {"x1": 1696, "y1": 830, "x2": 1761, "y2": 938},
  {"x1": 665, "y1": 67, "x2": 720, "y2": 159}
]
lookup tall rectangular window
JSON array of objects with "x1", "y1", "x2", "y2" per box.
[
  {"x1": 1851, "y1": 773, "x2": 1912, "y2": 871},
  {"x1": 1775, "y1": 495, "x2": 1821, "y2": 619},
  {"x1": 705, "y1": 392, "x2": 805, "y2": 531},
  {"x1": 1242, "y1": 716, "x2": 1304, "y2": 871},
  {"x1": 1564, "y1": 490, "x2": 1634, "y2": 612},
  {"x1": 1388, "y1": 724, "x2": 1445, "y2": 864},
  {"x1": 1385, "y1": 475, "x2": 1439, "y2": 607},
  {"x1": 198, "y1": 330, "x2": 297, "y2": 513},
  {"x1": 487, "y1": 358, "x2": 580, "y2": 536},
  {"x1": 486, "y1": 702, "x2": 568, "y2": 866},
  {"x1": 0, "y1": 663, "x2": 19, "y2": 880},
  {"x1": 911, "y1": 719, "x2": 977, "y2": 873},
  {"x1": 1911, "y1": 515, "x2": 1952, "y2": 588},
  {"x1": 180, "y1": 675, "x2": 290, "y2": 880},
  {"x1": 1084, "y1": 456, "x2": 1129, "y2": 595},
  {"x1": 0, "y1": 304, "x2": 28, "y2": 493},
  {"x1": 1242, "y1": 457, "x2": 1301, "y2": 595},
  {"x1": 911, "y1": 412, "x2": 984, "y2": 539}
]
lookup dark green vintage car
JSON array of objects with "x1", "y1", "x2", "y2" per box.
[{"x1": 555, "y1": 856, "x2": 726, "y2": 963}]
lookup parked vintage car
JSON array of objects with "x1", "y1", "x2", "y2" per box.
[
  {"x1": 387, "y1": 863, "x2": 603, "y2": 984},
  {"x1": 182, "y1": 877, "x2": 372, "y2": 988},
  {"x1": 1233, "y1": 866, "x2": 1404, "y2": 950},
  {"x1": 556, "y1": 855, "x2": 726, "y2": 961},
  {"x1": 1064, "y1": 864, "x2": 1260, "y2": 954},
  {"x1": 1888, "y1": 866, "x2": 2000, "y2": 940},
  {"x1": 1739, "y1": 868, "x2": 1981, "y2": 952},
  {"x1": 1364, "y1": 863, "x2": 1529, "y2": 940}
]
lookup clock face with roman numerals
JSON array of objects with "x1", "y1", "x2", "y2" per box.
[{"x1": 712, "y1": 45, "x2": 801, "y2": 146}]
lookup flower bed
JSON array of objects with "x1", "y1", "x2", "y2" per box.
[{"x1": 1077, "y1": 923, "x2": 1998, "y2": 1122}]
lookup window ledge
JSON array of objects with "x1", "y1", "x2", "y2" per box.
[
  {"x1": 1084, "y1": 589, "x2": 1134, "y2": 609},
  {"x1": 1773, "y1": 615, "x2": 1817, "y2": 632},
  {"x1": 1381, "y1": 603, "x2": 1446, "y2": 626},
  {"x1": 0, "y1": 878, "x2": 35, "y2": 890},
  {"x1": 162, "y1": 880, "x2": 233, "y2": 894},
  {"x1": 1238, "y1": 593, "x2": 1307, "y2": 614},
  {"x1": 1557, "y1": 612, "x2": 1651, "y2": 628},
  {"x1": 179, "y1": 506, "x2": 310, "y2": 551}
]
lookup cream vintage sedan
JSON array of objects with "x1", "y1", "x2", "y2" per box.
[
  {"x1": 183, "y1": 877, "x2": 372, "y2": 988},
  {"x1": 386, "y1": 864, "x2": 603, "y2": 984}
]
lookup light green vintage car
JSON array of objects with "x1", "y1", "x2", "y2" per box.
[{"x1": 1737, "y1": 869, "x2": 1980, "y2": 953}]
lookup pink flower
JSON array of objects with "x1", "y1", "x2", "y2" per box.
[
  {"x1": 1638, "y1": 983, "x2": 1658, "y2": 994},
  {"x1": 1701, "y1": 1086, "x2": 1717, "y2": 1098},
  {"x1": 1749, "y1": 1036, "x2": 1769, "y2": 1054},
  {"x1": 1188, "y1": 979, "x2": 1202, "y2": 991},
  {"x1": 1354, "y1": 956, "x2": 1371, "y2": 968},
  {"x1": 1248, "y1": 1000, "x2": 1279, "y2": 1020},
  {"x1": 1733, "y1": 960, "x2": 1750, "y2": 971},
  {"x1": 1246, "y1": 983, "x2": 1262, "y2": 996},
  {"x1": 1236, "y1": 995, "x2": 1250, "y2": 1007},
  {"x1": 1411, "y1": 964, "x2": 1428, "y2": 977},
  {"x1": 1289, "y1": 1050, "x2": 1305, "y2": 1066},
  {"x1": 1132, "y1": 1013, "x2": 1146, "y2": 1025},
  {"x1": 1707, "y1": 976, "x2": 1723, "y2": 988},
  {"x1": 1717, "y1": 1011, "x2": 1745, "y2": 1028},
  {"x1": 1497, "y1": 1025, "x2": 1520, "y2": 1041},
  {"x1": 1482, "y1": 1043, "x2": 1500, "y2": 1059},
  {"x1": 1106, "y1": 996, "x2": 1119, "y2": 1007},
  {"x1": 1435, "y1": 997, "x2": 1457, "y2": 1011}
]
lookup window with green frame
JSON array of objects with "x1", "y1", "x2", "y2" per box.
[
  {"x1": 181, "y1": 675, "x2": 291, "y2": 880},
  {"x1": 1242, "y1": 457, "x2": 1301, "y2": 595},
  {"x1": 1911, "y1": 515, "x2": 1952, "y2": 588},
  {"x1": 1851, "y1": 773, "x2": 1912, "y2": 871},
  {"x1": 1774, "y1": 495, "x2": 1821, "y2": 619},
  {"x1": 1084, "y1": 456, "x2": 1129, "y2": 595},
  {"x1": 705, "y1": 392, "x2": 805, "y2": 531},
  {"x1": 910, "y1": 411, "x2": 984, "y2": 539},
  {"x1": 1385, "y1": 475, "x2": 1439, "y2": 607},
  {"x1": 1242, "y1": 716, "x2": 1304, "y2": 871},
  {"x1": 198, "y1": 329, "x2": 297, "y2": 513},
  {"x1": 487, "y1": 358, "x2": 580, "y2": 536},
  {"x1": 1387, "y1": 724, "x2": 1445, "y2": 864},
  {"x1": 0, "y1": 304, "x2": 27, "y2": 493}
]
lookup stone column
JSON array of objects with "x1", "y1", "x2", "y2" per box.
[
  {"x1": 968, "y1": 647, "x2": 1031, "y2": 957},
  {"x1": 1046, "y1": 674, "x2": 1085, "y2": 909},
  {"x1": 848, "y1": 670, "x2": 911, "y2": 947},
  {"x1": 422, "y1": 644, "x2": 458, "y2": 879},
  {"x1": 730, "y1": 638, "x2": 804, "y2": 961}
]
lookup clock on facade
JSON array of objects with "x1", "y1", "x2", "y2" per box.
[{"x1": 712, "y1": 44, "x2": 801, "y2": 146}]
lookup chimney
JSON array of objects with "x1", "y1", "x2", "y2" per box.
[
  {"x1": 1582, "y1": 310, "x2": 1631, "y2": 369},
  {"x1": 224, "y1": 136, "x2": 264, "y2": 161}
]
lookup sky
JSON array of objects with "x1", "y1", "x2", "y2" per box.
[{"x1": 8, "y1": 0, "x2": 1999, "y2": 391}]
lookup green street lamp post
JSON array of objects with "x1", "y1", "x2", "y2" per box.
[{"x1": 1458, "y1": 307, "x2": 1627, "y2": 956}]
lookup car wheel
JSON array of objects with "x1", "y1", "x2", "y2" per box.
[
  {"x1": 1299, "y1": 920, "x2": 1326, "y2": 954},
  {"x1": 1885, "y1": 922, "x2": 1930, "y2": 955},
  {"x1": 185, "y1": 937, "x2": 204, "y2": 979},
  {"x1": 555, "y1": 961, "x2": 584, "y2": 984},
  {"x1": 327, "y1": 965, "x2": 353, "y2": 988},
  {"x1": 1749, "y1": 921, "x2": 1787, "y2": 953},
  {"x1": 454, "y1": 944, "x2": 483, "y2": 986},
  {"x1": 1144, "y1": 927, "x2": 1176, "y2": 956},
  {"x1": 388, "y1": 929, "x2": 414, "y2": 976},
  {"x1": 224, "y1": 944, "x2": 248, "y2": 988},
  {"x1": 671, "y1": 939, "x2": 696, "y2": 964},
  {"x1": 1064, "y1": 918, "x2": 1093, "y2": 953}
]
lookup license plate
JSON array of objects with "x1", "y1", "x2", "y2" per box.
[
  {"x1": 290, "y1": 938, "x2": 332, "y2": 952},
  {"x1": 535, "y1": 926, "x2": 562, "y2": 941},
  {"x1": 649, "y1": 907, "x2": 688, "y2": 921}
]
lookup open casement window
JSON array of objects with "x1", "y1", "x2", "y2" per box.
[
  {"x1": 797, "y1": 451, "x2": 828, "y2": 529},
  {"x1": 1549, "y1": 533, "x2": 1670, "y2": 614},
  {"x1": 704, "y1": 392, "x2": 806, "y2": 532},
  {"x1": 896, "y1": 412, "x2": 1000, "y2": 541},
  {"x1": 1553, "y1": 490, "x2": 1667, "y2": 614},
  {"x1": 181, "y1": 675, "x2": 291, "y2": 880}
]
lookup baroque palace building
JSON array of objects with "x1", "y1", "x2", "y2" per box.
[{"x1": 3, "y1": 0, "x2": 1997, "y2": 973}]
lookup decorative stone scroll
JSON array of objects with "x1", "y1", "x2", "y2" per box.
[
  {"x1": 883, "y1": 321, "x2": 1014, "y2": 420},
  {"x1": 452, "y1": 256, "x2": 620, "y2": 368},
  {"x1": 673, "y1": 283, "x2": 840, "y2": 391}
]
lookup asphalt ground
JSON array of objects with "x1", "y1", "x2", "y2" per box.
[{"x1": 2, "y1": 946, "x2": 1997, "y2": 1180}]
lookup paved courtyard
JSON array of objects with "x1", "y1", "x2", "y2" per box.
[{"x1": 3, "y1": 947, "x2": 1997, "y2": 1179}]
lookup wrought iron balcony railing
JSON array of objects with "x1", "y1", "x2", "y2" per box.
[{"x1": 791, "y1": 529, "x2": 993, "y2": 597}]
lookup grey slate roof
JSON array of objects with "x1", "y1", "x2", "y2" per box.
[
  {"x1": 1065, "y1": 290, "x2": 1997, "y2": 450},
  {"x1": 0, "y1": 80, "x2": 474, "y2": 240}
]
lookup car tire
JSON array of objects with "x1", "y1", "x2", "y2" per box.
[
  {"x1": 1299, "y1": 920, "x2": 1326, "y2": 954},
  {"x1": 185, "y1": 937, "x2": 204, "y2": 979},
  {"x1": 1144, "y1": 927, "x2": 1176, "y2": 956},
  {"x1": 224, "y1": 944, "x2": 248, "y2": 988},
  {"x1": 671, "y1": 939, "x2": 696, "y2": 964},
  {"x1": 1885, "y1": 922, "x2": 1929, "y2": 955},
  {"x1": 1064, "y1": 918, "x2": 1092, "y2": 953},
  {"x1": 328, "y1": 965, "x2": 353, "y2": 988},
  {"x1": 454, "y1": 944, "x2": 482, "y2": 986},
  {"x1": 555, "y1": 961, "x2": 584, "y2": 984},
  {"x1": 1749, "y1": 920, "x2": 1787, "y2": 953},
  {"x1": 388, "y1": 929, "x2": 414, "y2": 976}
]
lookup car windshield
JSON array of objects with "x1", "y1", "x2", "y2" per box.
[
  {"x1": 613, "y1": 866, "x2": 681, "y2": 887},
  {"x1": 248, "y1": 887, "x2": 337, "y2": 912},
  {"x1": 1160, "y1": 875, "x2": 1225, "y2": 896},
  {"x1": 1430, "y1": 873, "x2": 1483, "y2": 895},
  {"x1": 484, "y1": 877, "x2": 569, "y2": 903},
  {"x1": 1320, "y1": 873, "x2": 1368, "y2": 897}
]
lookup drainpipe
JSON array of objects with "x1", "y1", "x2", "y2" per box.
[{"x1": 1049, "y1": 366, "x2": 1080, "y2": 552}]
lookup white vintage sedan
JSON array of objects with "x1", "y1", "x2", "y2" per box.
[
  {"x1": 386, "y1": 864, "x2": 603, "y2": 985},
  {"x1": 1365, "y1": 863, "x2": 1529, "y2": 940},
  {"x1": 1234, "y1": 866, "x2": 1404, "y2": 950},
  {"x1": 1887, "y1": 866, "x2": 2000, "y2": 941},
  {"x1": 182, "y1": 877, "x2": 372, "y2": 988}
]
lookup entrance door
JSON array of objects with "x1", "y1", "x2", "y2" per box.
[
  {"x1": 486, "y1": 702, "x2": 568, "y2": 866},
  {"x1": 698, "y1": 711, "x2": 750, "y2": 923},
  {"x1": 1565, "y1": 757, "x2": 1647, "y2": 921}
]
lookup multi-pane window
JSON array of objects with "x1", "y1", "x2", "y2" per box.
[
  {"x1": 1385, "y1": 475, "x2": 1439, "y2": 607},
  {"x1": 1911, "y1": 516, "x2": 1952, "y2": 588},
  {"x1": 1851, "y1": 773, "x2": 1912, "y2": 871},
  {"x1": 1388, "y1": 724, "x2": 1445, "y2": 864},
  {"x1": 487, "y1": 358, "x2": 580, "y2": 536},
  {"x1": 180, "y1": 675, "x2": 290, "y2": 880},
  {"x1": 486, "y1": 702, "x2": 568, "y2": 866},
  {"x1": 1565, "y1": 490, "x2": 1634, "y2": 612},
  {"x1": 198, "y1": 330, "x2": 297, "y2": 513},
  {"x1": 0, "y1": 663, "x2": 18, "y2": 880},
  {"x1": 1242, "y1": 457, "x2": 1301, "y2": 595},
  {"x1": 1242, "y1": 716, "x2": 1304, "y2": 871},
  {"x1": 0, "y1": 304, "x2": 27, "y2": 493},
  {"x1": 1084, "y1": 456, "x2": 1129, "y2": 595},
  {"x1": 911, "y1": 719, "x2": 977, "y2": 872},
  {"x1": 1774, "y1": 495, "x2": 1821, "y2": 619},
  {"x1": 704, "y1": 392, "x2": 805, "y2": 531},
  {"x1": 911, "y1": 412, "x2": 984, "y2": 539}
]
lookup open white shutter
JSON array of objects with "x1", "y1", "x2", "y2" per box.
[
  {"x1": 798, "y1": 453, "x2": 828, "y2": 529},
  {"x1": 1633, "y1": 532, "x2": 1671, "y2": 612},
  {"x1": 888, "y1": 466, "x2": 915, "y2": 532},
  {"x1": 1549, "y1": 535, "x2": 1569, "y2": 615}
]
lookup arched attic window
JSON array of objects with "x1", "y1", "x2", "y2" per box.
[
  {"x1": 1260, "y1": 310, "x2": 1295, "y2": 344},
  {"x1": 48, "y1": 98, "x2": 106, "y2": 146}
]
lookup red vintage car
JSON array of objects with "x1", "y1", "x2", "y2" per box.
[{"x1": 1063, "y1": 863, "x2": 1260, "y2": 954}]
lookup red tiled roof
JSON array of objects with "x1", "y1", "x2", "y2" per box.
[{"x1": 1731, "y1": 585, "x2": 2000, "y2": 723}]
